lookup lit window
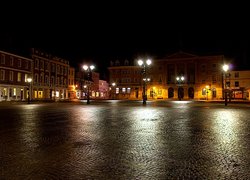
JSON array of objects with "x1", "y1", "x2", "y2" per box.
[
  {"x1": 116, "y1": 88, "x2": 119, "y2": 94},
  {"x1": 25, "y1": 74, "x2": 28, "y2": 82},
  {"x1": 122, "y1": 88, "x2": 126, "y2": 93},
  {"x1": 17, "y1": 72, "x2": 21, "y2": 82},
  {"x1": 13, "y1": 88, "x2": 16, "y2": 96},
  {"x1": 202, "y1": 89, "x2": 206, "y2": 95},
  {"x1": 127, "y1": 87, "x2": 131, "y2": 93}
]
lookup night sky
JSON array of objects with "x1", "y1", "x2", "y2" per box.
[{"x1": 1, "y1": 5, "x2": 249, "y2": 80}]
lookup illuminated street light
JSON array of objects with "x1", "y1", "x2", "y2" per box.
[
  {"x1": 137, "y1": 59, "x2": 152, "y2": 105},
  {"x1": 27, "y1": 77, "x2": 32, "y2": 104},
  {"x1": 111, "y1": 82, "x2": 116, "y2": 99},
  {"x1": 83, "y1": 64, "x2": 95, "y2": 104},
  {"x1": 222, "y1": 64, "x2": 229, "y2": 106},
  {"x1": 176, "y1": 76, "x2": 185, "y2": 100}
]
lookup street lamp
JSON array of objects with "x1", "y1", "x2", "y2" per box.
[
  {"x1": 205, "y1": 85, "x2": 210, "y2": 100},
  {"x1": 222, "y1": 64, "x2": 229, "y2": 106},
  {"x1": 137, "y1": 59, "x2": 152, "y2": 105},
  {"x1": 111, "y1": 82, "x2": 116, "y2": 99},
  {"x1": 176, "y1": 76, "x2": 185, "y2": 100},
  {"x1": 27, "y1": 77, "x2": 32, "y2": 104},
  {"x1": 83, "y1": 65, "x2": 95, "y2": 104}
]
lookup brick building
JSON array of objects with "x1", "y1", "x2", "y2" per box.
[
  {"x1": 31, "y1": 49, "x2": 70, "y2": 100},
  {"x1": 0, "y1": 50, "x2": 33, "y2": 101}
]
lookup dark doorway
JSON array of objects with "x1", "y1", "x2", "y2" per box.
[
  {"x1": 168, "y1": 87, "x2": 174, "y2": 98},
  {"x1": 188, "y1": 87, "x2": 194, "y2": 99},
  {"x1": 135, "y1": 88, "x2": 139, "y2": 98},
  {"x1": 178, "y1": 87, "x2": 184, "y2": 100}
]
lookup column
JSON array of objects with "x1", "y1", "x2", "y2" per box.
[
  {"x1": 66, "y1": 89, "x2": 68, "y2": 99},
  {"x1": 22, "y1": 87, "x2": 25, "y2": 101},
  {"x1": 7, "y1": 87, "x2": 10, "y2": 101},
  {"x1": 62, "y1": 89, "x2": 64, "y2": 99}
]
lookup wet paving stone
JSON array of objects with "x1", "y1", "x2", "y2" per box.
[{"x1": 1, "y1": 100, "x2": 250, "y2": 179}]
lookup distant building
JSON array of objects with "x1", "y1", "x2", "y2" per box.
[
  {"x1": 99, "y1": 80, "x2": 109, "y2": 99},
  {"x1": 229, "y1": 70, "x2": 250, "y2": 99},
  {"x1": 31, "y1": 49, "x2": 70, "y2": 100},
  {"x1": 108, "y1": 52, "x2": 226, "y2": 100},
  {"x1": 0, "y1": 50, "x2": 33, "y2": 101},
  {"x1": 68, "y1": 67, "x2": 76, "y2": 99}
]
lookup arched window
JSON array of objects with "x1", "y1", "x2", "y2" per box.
[
  {"x1": 168, "y1": 87, "x2": 174, "y2": 98},
  {"x1": 212, "y1": 88, "x2": 216, "y2": 98}
]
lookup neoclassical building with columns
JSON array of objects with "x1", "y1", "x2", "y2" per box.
[
  {"x1": 108, "y1": 52, "x2": 226, "y2": 100},
  {"x1": 0, "y1": 50, "x2": 33, "y2": 101}
]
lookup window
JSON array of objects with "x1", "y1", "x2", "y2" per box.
[
  {"x1": 116, "y1": 88, "x2": 119, "y2": 94},
  {"x1": 35, "y1": 59, "x2": 39, "y2": 69},
  {"x1": 0, "y1": 70, "x2": 5, "y2": 80},
  {"x1": 201, "y1": 64, "x2": 206, "y2": 72},
  {"x1": 35, "y1": 74, "x2": 38, "y2": 83},
  {"x1": 1, "y1": 54, "x2": 5, "y2": 64},
  {"x1": 226, "y1": 81, "x2": 230, "y2": 88},
  {"x1": 25, "y1": 74, "x2": 28, "y2": 82},
  {"x1": 51, "y1": 76, "x2": 54, "y2": 85},
  {"x1": 127, "y1": 87, "x2": 131, "y2": 93},
  {"x1": 235, "y1": 81, "x2": 239, "y2": 87},
  {"x1": 13, "y1": 88, "x2": 16, "y2": 96},
  {"x1": 17, "y1": 72, "x2": 21, "y2": 82},
  {"x1": 40, "y1": 60, "x2": 44, "y2": 69},
  {"x1": 235, "y1": 72, "x2": 239, "y2": 78},
  {"x1": 52, "y1": 64, "x2": 55, "y2": 72},
  {"x1": 9, "y1": 71, "x2": 13, "y2": 81},
  {"x1": 18, "y1": 59, "x2": 21, "y2": 67},
  {"x1": 10, "y1": 57, "x2": 14, "y2": 66},
  {"x1": 25, "y1": 61, "x2": 29, "y2": 69},
  {"x1": 158, "y1": 89, "x2": 162, "y2": 95},
  {"x1": 202, "y1": 88, "x2": 206, "y2": 95},
  {"x1": 212, "y1": 88, "x2": 216, "y2": 98},
  {"x1": 40, "y1": 74, "x2": 44, "y2": 83},
  {"x1": 122, "y1": 88, "x2": 126, "y2": 93},
  {"x1": 45, "y1": 76, "x2": 49, "y2": 84}
]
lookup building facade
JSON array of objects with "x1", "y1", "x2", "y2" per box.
[
  {"x1": 228, "y1": 70, "x2": 250, "y2": 100},
  {"x1": 0, "y1": 50, "x2": 33, "y2": 101},
  {"x1": 68, "y1": 67, "x2": 76, "y2": 99},
  {"x1": 109, "y1": 52, "x2": 226, "y2": 100},
  {"x1": 31, "y1": 49, "x2": 70, "y2": 101}
]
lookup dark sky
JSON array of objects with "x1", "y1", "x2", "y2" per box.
[{"x1": 1, "y1": 4, "x2": 249, "y2": 79}]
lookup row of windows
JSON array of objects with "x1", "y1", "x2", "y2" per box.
[
  {"x1": 115, "y1": 87, "x2": 131, "y2": 94},
  {"x1": 1, "y1": 54, "x2": 30, "y2": 69},
  {"x1": 34, "y1": 59, "x2": 68, "y2": 75},
  {"x1": 34, "y1": 74, "x2": 67, "y2": 86},
  {"x1": 0, "y1": 70, "x2": 30, "y2": 82}
]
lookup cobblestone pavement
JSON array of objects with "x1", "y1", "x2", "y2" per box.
[{"x1": 1, "y1": 100, "x2": 250, "y2": 179}]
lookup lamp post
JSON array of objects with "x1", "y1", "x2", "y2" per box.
[
  {"x1": 138, "y1": 59, "x2": 152, "y2": 105},
  {"x1": 83, "y1": 65, "x2": 95, "y2": 104},
  {"x1": 111, "y1": 82, "x2": 116, "y2": 99},
  {"x1": 27, "y1": 77, "x2": 32, "y2": 104},
  {"x1": 176, "y1": 76, "x2": 185, "y2": 100},
  {"x1": 222, "y1": 64, "x2": 229, "y2": 106},
  {"x1": 205, "y1": 85, "x2": 210, "y2": 101}
]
